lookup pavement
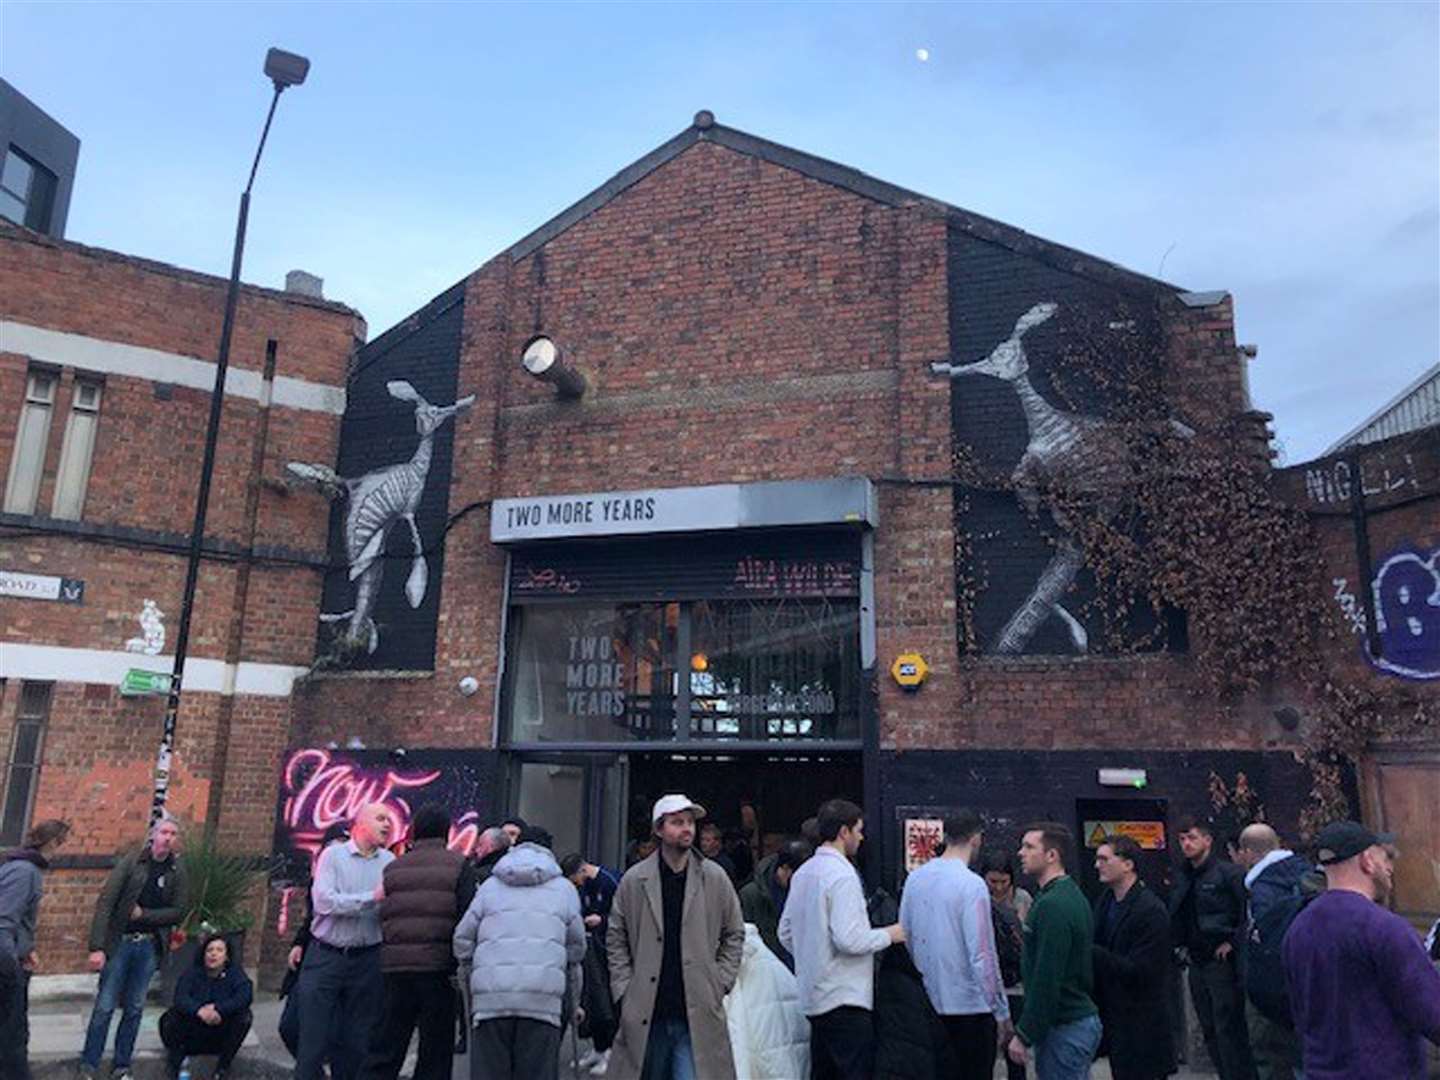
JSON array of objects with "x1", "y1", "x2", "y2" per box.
[{"x1": 25, "y1": 990, "x2": 1220, "y2": 1079}]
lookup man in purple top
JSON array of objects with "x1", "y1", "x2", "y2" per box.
[{"x1": 1281, "y1": 820, "x2": 1440, "y2": 1079}]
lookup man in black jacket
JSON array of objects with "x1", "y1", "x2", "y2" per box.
[
  {"x1": 80, "y1": 814, "x2": 190, "y2": 1080},
  {"x1": 1168, "y1": 817, "x2": 1256, "y2": 1080},
  {"x1": 1093, "y1": 835, "x2": 1175, "y2": 1080},
  {"x1": 365, "y1": 804, "x2": 476, "y2": 1080}
]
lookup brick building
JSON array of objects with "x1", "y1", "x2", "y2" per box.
[
  {"x1": 270, "y1": 110, "x2": 1318, "y2": 960},
  {"x1": 0, "y1": 220, "x2": 363, "y2": 974},
  {"x1": 7, "y1": 113, "x2": 1430, "y2": 981},
  {"x1": 1276, "y1": 422, "x2": 1440, "y2": 925}
]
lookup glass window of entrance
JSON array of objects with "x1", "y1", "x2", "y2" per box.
[
  {"x1": 506, "y1": 602, "x2": 677, "y2": 743},
  {"x1": 502, "y1": 597, "x2": 861, "y2": 745},
  {"x1": 689, "y1": 598, "x2": 860, "y2": 740}
]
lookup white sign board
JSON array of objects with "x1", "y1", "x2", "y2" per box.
[
  {"x1": 491, "y1": 485, "x2": 743, "y2": 543},
  {"x1": 0, "y1": 569, "x2": 85, "y2": 604}
]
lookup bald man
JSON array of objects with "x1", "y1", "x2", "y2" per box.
[
  {"x1": 294, "y1": 803, "x2": 396, "y2": 1080},
  {"x1": 1234, "y1": 824, "x2": 1309, "y2": 1080}
]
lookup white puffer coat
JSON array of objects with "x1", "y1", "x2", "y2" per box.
[
  {"x1": 725, "y1": 923, "x2": 811, "y2": 1080},
  {"x1": 452, "y1": 842, "x2": 585, "y2": 1027}
]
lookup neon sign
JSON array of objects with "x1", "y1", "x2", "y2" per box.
[{"x1": 279, "y1": 748, "x2": 481, "y2": 868}]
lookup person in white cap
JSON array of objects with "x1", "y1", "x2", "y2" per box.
[{"x1": 605, "y1": 794, "x2": 745, "y2": 1080}]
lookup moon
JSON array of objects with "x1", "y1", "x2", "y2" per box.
[{"x1": 916, "y1": 48, "x2": 930, "y2": 62}]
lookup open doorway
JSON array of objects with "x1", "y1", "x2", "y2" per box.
[{"x1": 625, "y1": 751, "x2": 863, "y2": 875}]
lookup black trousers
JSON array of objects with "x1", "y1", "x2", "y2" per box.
[
  {"x1": 941, "y1": 1013, "x2": 998, "y2": 1080},
  {"x1": 1189, "y1": 960, "x2": 1258, "y2": 1080},
  {"x1": 470, "y1": 1017, "x2": 560, "y2": 1080},
  {"x1": 0, "y1": 964, "x2": 30, "y2": 1080},
  {"x1": 361, "y1": 971, "x2": 457, "y2": 1080},
  {"x1": 159, "y1": 1007, "x2": 253, "y2": 1070},
  {"x1": 294, "y1": 942, "x2": 385, "y2": 1080},
  {"x1": 809, "y1": 1006, "x2": 875, "y2": 1080},
  {"x1": 1003, "y1": 994, "x2": 1026, "y2": 1080}
]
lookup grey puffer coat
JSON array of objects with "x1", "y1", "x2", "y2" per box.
[{"x1": 453, "y1": 842, "x2": 585, "y2": 1028}]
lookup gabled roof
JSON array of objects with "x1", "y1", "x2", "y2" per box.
[
  {"x1": 368, "y1": 111, "x2": 1196, "y2": 351},
  {"x1": 505, "y1": 111, "x2": 1189, "y2": 295}
]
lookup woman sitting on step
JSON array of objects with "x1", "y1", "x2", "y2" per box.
[{"x1": 160, "y1": 934, "x2": 254, "y2": 1079}]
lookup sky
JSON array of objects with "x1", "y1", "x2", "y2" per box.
[{"x1": 2, "y1": 1, "x2": 1436, "y2": 463}]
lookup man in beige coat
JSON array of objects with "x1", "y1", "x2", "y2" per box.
[{"x1": 606, "y1": 794, "x2": 745, "y2": 1080}]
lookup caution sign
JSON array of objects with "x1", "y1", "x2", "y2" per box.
[
  {"x1": 891, "y1": 653, "x2": 929, "y2": 690},
  {"x1": 1083, "y1": 820, "x2": 1166, "y2": 850}
]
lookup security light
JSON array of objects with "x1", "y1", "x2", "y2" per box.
[
  {"x1": 520, "y1": 334, "x2": 586, "y2": 400},
  {"x1": 264, "y1": 48, "x2": 310, "y2": 89}
]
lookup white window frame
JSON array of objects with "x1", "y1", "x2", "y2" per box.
[
  {"x1": 51, "y1": 377, "x2": 103, "y2": 520},
  {"x1": 3, "y1": 369, "x2": 58, "y2": 515}
]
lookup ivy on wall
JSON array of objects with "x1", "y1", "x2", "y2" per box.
[{"x1": 951, "y1": 297, "x2": 1435, "y2": 833}]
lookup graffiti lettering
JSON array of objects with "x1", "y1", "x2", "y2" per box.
[
  {"x1": 732, "y1": 557, "x2": 856, "y2": 596},
  {"x1": 1304, "y1": 454, "x2": 1417, "y2": 507},
  {"x1": 1332, "y1": 577, "x2": 1368, "y2": 637},
  {"x1": 1372, "y1": 547, "x2": 1440, "y2": 681},
  {"x1": 515, "y1": 567, "x2": 583, "y2": 594}
]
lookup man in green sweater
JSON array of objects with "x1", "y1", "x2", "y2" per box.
[{"x1": 1006, "y1": 822, "x2": 1102, "y2": 1079}]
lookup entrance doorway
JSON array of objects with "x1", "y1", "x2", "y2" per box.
[{"x1": 507, "y1": 750, "x2": 862, "y2": 874}]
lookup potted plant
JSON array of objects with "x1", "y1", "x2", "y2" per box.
[{"x1": 158, "y1": 832, "x2": 264, "y2": 1001}]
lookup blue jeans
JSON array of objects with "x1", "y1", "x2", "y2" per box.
[
  {"x1": 81, "y1": 936, "x2": 158, "y2": 1069},
  {"x1": 1035, "y1": 1013, "x2": 1102, "y2": 1080},
  {"x1": 641, "y1": 1016, "x2": 696, "y2": 1080}
]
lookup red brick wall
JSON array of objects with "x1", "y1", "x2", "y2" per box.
[
  {"x1": 1, "y1": 225, "x2": 361, "y2": 973},
  {"x1": 291, "y1": 140, "x2": 1269, "y2": 757}
]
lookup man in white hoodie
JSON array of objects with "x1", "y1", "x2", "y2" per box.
[
  {"x1": 779, "y1": 798, "x2": 904, "y2": 1080},
  {"x1": 453, "y1": 825, "x2": 586, "y2": 1080}
]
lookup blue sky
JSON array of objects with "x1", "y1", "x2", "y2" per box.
[{"x1": 3, "y1": 1, "x2": 1435, "y2": 462}]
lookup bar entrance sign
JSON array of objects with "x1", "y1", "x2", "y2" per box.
[{"x1": 122, "y1": 669, "x2": 172, "y2": 697}]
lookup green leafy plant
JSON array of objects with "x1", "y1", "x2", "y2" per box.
[{"x1": 178, "y1": 832, "x2": 264, "y2": 937}]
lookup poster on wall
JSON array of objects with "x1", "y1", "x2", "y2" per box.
[
  {"x1": 271, "y1": 746, "x2": 500, "y2": 886},
  {"x1": 900, "y1": 814, "x2": 945, "y2": 875}
]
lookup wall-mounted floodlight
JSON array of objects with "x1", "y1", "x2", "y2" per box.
[
  {"x1": 521, "y1": 335, "x2": 586, "y2": 400},
  {"x1": 265, "y1": 47, "x2": 310, "y2": 89}
]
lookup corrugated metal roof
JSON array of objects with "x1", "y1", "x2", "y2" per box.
[{"x1": 1325, "y1": 363, "x2": 1440, "y2": 453}]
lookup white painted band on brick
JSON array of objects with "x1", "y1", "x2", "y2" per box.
[
  {"x1": 0, "y1": 643, "x2": 308, "y2": 697},
  {"x1": 0, "y1": 321, "x2": 347, "y2": 415}
]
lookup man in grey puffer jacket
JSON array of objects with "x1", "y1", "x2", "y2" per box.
[{"x1": 453, "y1": 826, "x2": 585, "y2": 1080}]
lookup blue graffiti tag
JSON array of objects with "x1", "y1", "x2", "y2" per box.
[{"x1": 1371, "y1": 546, "x2": 1440, "y2": 681}]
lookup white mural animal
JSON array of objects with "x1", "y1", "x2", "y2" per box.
[
  {"x1": 288, "y1": 380, "x2": 475, "y2": 655},
  {"x1": 934, "y1": 302, "x2": 1190, "y2": 654},
  {"x1": 124, "y1": 599, "x2": 166, "y2": 655}
]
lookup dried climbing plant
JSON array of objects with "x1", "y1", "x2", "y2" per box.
[{"x1": 951, "y1": 296, "x2": 1435, "y2": 832}]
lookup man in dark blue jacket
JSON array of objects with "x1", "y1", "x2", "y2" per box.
[
  {"x1": 159, "y1": 935, "x2": 254, "y2": 1079},
  {"x1": 1235, "y1": 824, "x2": 1311, "y2": 1080}
]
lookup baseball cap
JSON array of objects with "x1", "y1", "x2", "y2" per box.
[
  {"x1": 1314, "y1": 820, "x2": 1395, "y2": 865},
  {"x1": 652, "y1": 794, "x2": 707, "y2": 828}
]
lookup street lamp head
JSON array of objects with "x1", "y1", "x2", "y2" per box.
[{"x1": 264, "y1": 47, "x2": 310, "y2": 90}]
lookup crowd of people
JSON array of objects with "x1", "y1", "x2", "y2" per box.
[{"x1": 0, "y1": 797, "x2": 1438, "y2": 1080}]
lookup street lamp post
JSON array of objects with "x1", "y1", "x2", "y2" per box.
[{"x1": 149, "y1": 48, "x2": 310, "y2": 822}]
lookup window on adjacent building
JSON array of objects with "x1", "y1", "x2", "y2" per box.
[
  {"x1": 0, "y1": 146, "x2": 58, "y2": 234},
  {"x1": 0, "y1": 681, "x2": 53, "y2": 846},
  {"x1": 3, "y1": 369, "x2": 58, "y2": 514},
  {"x1": 51, "y1": 379, "x2": 103, "y2": 519}
]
